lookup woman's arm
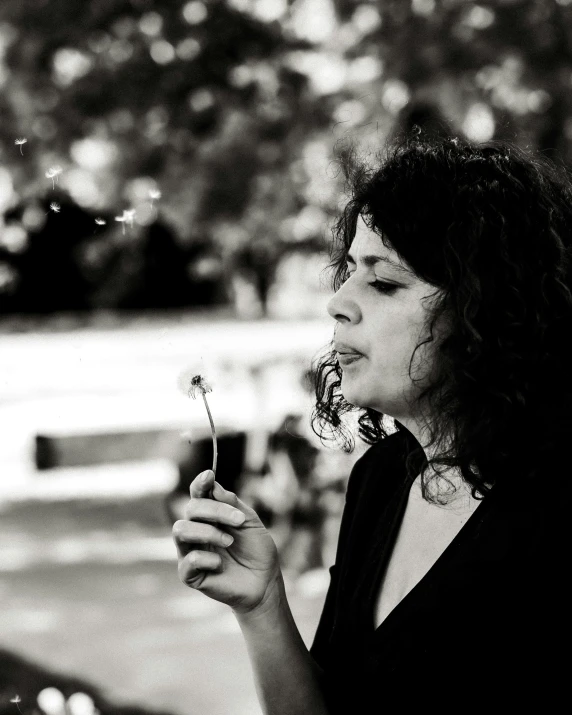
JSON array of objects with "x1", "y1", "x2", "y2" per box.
[
  {"x1": 234, "y1": 573, "x2": 331, "y2": 715},
  {"x1": 173, "y1": 470, "x2": 332, "y2": 714}
]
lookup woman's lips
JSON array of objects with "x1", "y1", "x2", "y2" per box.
[{"x1": 337, "y1": 352, "x2": 364, "y2": 367}]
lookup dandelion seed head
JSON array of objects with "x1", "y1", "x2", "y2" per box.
[
  {"x1": 149, "y1": 189, "x2": 162, "y2": 200},
  {"x1": 10, "y1": 697, "x2": 21, "y2": 704},
  {"x1": 177, "y1": 361, "x2": 215, "y2": 398},
  {"x1": 177, "y1": 361, "x2": 217, "y2": 474},
  {"x1": 95, "y1": 218, "x2": 106, "y2": 225},
  {"x1": 49, "y1": 202, "x2": 61, "y2": 213},
  {"x1": 188, "y1": 374, "x2": 212, "y2": 399},
  {"x1": 15, "y1": 138, "x2": 27, "y2": 146}
]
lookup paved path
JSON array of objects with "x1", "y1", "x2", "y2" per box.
[{"x1": 0, "y1": 495, "x2": 330, "y2": 715}]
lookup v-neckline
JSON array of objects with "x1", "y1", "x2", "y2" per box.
[{"x1": 368, "y1": 471, "x2": 493, "y2": 637}]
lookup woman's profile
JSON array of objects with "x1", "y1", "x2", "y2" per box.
[{"x1": 172, "y1": 131, "x2": 572, "y2": 712}]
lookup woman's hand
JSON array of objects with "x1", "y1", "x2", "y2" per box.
[{"x1": 172, "y1": 470, "x2": 282, "y2": 615}]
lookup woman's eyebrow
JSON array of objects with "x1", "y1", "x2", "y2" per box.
[{"x1": 346, "y1": 252, "x2": 412, "y2": 276}]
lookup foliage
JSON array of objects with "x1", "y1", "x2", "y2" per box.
[{"x1": 2, "y1": 0, "x2": 572, "y2": 314}]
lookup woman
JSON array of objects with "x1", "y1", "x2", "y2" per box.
[{"x1": 172, "y1": 132, "x2": 572, "y2": 712}]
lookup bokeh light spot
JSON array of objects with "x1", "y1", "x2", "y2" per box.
[
  {"x1": 251, "y1": 0, "x2": 288, "y2": 22},
  {"x1": 0, "y1": 225, "x2": 28, "y2": 253},
  {"x1": 150, "y1": 40, "x2": 175, "y2": 64},
  {"x1": 412, "y1": 0, "x2": 435, "y2": 16},
  {"x1": 463, "y1": 5, "x2": 496, "y2": 29},
  {"x1": 52, "y1": 48, "x2": 93, "y2": 86},
  {"x1": 70, "y1": 137, "x2": 119, "y2": 171},
  {"x1": 288, "y1": 0, "x2": 337, "y2": 43},
  {"x1": 108, "y1": 40, "x2": 133, "y2": 63},
  {"x1": 0, "y1": 262, "x2": 20, "y2": 293},
  {"x1": 188, "y1": 88, "x2": 215, "y2": 112},
  {"x1": 183, "y1": 1, "x2": 208, "y2": 25},
  {"x1": 381, "y1": 79, "x2": 410, "y2": 115},
  {"x1": 351, "y1": 5, "x2": 382, "y2": 35},
  {"x1": 285, "y1": 51, "x2": 347, "y2": 95},
  {"x1": 61, "y1": 168, "x2": 103, "y2": 209},
  {"x1": 347, "y1": 56, "x2": 383, "y2": 84},
  {"x1": 463, "y1": 102, "x2": 495, "y2": 142},
  {"x1": 176, "y1": 37, "x2": 201, "y2": 60},
  {"x1": 139, "y1": 12, "x2": 163, "y2": 36}
]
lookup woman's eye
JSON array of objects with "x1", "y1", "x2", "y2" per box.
[
  {"x1": 341, "y1": 270, "x2": 398, "y2": 295},
  {"x1": 369, "y1": 279, "x2": 398, "y2": 295}
]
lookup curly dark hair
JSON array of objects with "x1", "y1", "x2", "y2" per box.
[{"x1": 311, "y1": 129, "x2": 572, "y2": 503}]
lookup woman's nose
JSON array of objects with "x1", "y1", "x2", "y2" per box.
[{"x1": 326, "y1": 280, "x2": 360, "y2": 323}]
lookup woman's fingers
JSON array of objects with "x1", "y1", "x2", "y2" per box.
[
  {"x1": 184, "y1": 496, "x2": 246, "y2": 527},
  {"x1": 172, "y1": 519, "x2": 234, "y2": 558},
  {"x1": 189, "y1": 469, "x2": 215, "y2": 499},
  {"x1": 188, "y1": 471, "x2": 257, "y2": 522},
  {"x1": 211, "y1": 481, "x2": 259, "y2": 519},
  {"x1": 178, "y1": 549, "x2": 222, "y2": 587}
]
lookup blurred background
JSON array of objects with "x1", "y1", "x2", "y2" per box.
[{"x1": 1, "y1": 0, "x2": 572, "y2": 713}]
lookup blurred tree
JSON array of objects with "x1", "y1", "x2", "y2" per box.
[
  {"x1": 338, "y1": 0, "x2": 572, "y2": 161},
  {"x1": 1, "y1": 196, "x2": 93, "y2": 312},
  {"x1": 3, "y1": 0, "x2": 572, "y2": 315},
  {"x1": 0, "y1": 0, "x2": 327, "y2": 314}
]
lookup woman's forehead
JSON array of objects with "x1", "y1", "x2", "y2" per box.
[
  {"x1": 350, "y1": 216, "x2": 425, "y2": 285},
  {"x1": 350, "y1": 215, "x2": 400, "y2": 262}
]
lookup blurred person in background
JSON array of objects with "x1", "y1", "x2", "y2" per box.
[
  {"x1": 172, "y1": 131, "x2": 572, "y2": 712},
  {"x1": 262, "y1": 412, "x2": 322, "y2": 579}
]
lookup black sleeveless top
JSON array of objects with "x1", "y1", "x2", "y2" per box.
[{"x1": 310, "y1": 428, "x2": 571, "y2": 711}]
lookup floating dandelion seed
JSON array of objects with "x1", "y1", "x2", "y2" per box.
[
  {"x1": 187, "y1": 374, "x2": 217, "y2": 484},
  {"x1": 114, "y1": 215, "x2": 126, "y2": 234},
  {"x1": 15, "y1": 138, "x2": 27, "y2": 155},
  {"x1": 46, "y1": 202, "x2": 61, "y2": 215},
  {"x1": 123, "y1": 208, "x2": 136, "y2": 227},
  {"x1": 115, "y1": 209, "x2": 135, "y2": 234},
  {"x1": 10, "y1": 696, "x2": 23, "y2": 715},
  {"x1": 93, "y1": 217, "x2": 107, "y2": 235},
  {"x1": 149, "y1": 188, "x2": 161, "y2": 209},
  {"x1": 46, "y1": 166, "x2": 63, "y2": 189}
]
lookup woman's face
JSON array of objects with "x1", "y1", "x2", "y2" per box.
[{"x1": 327, "y1": 215, "x2": 443, "y2": 422}]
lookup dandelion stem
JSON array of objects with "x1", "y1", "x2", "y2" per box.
[{"x1": 201, "y1": 391, "x2": 218, "y2": 478}]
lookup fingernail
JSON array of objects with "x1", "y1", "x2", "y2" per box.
[
  {"x1": 201, "y1": 472, "x2": 210, "y2": 483},
  {"x1": 232, "y1": 511, "x2": 245, "y2": 525},
  {"x1": 213, "y1": 481, "x2": 224, "y2": 494}
]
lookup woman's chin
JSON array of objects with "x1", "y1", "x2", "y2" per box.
[{"x1": 339, "y1": 381, "x2": 367, "y2": 409}]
